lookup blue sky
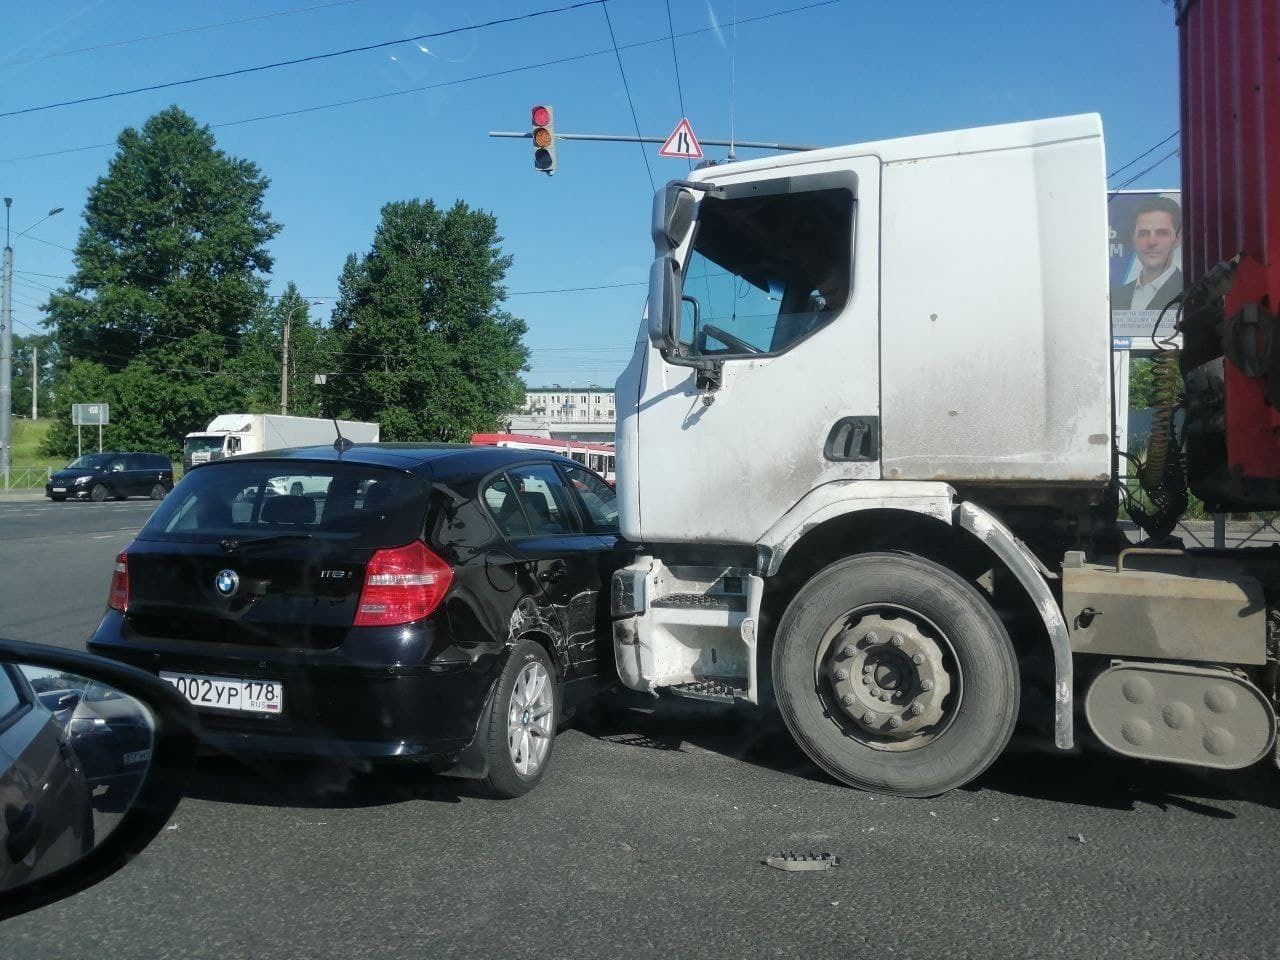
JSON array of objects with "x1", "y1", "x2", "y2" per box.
[{"x1": 2, "y1": 0, "x2": 1181, "y2": 388}]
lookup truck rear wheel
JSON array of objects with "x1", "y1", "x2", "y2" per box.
[{"x1": 772, "y1": 551, "x2": 1018, "y2": 797}]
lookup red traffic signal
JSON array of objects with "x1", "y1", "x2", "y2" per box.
[{"x1": 531, "y1": 104, "x2": 556, "y2": 174}]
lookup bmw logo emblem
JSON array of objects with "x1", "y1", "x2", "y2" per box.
[{"x1": 215, "y1": 569, "x2": 240, "y2": 597}]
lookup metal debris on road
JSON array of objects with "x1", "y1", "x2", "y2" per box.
[{"x1": 764, "y1": 852, "x2": 838, "y2": 872}]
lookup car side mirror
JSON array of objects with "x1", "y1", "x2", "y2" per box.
[
  {"x1": 647, "y1": 255, "x2": 681, "y2": 350},
  {"x1": 0, "y1": 639, "x2": 195, "y2": 921}
]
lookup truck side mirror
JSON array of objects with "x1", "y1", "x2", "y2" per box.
[
  {"x1": 651, "y1": 186, "x2": 696, "y2": 251},
  {"x1": 647, "y1": 255, "x2": 680, "y2": 349}
]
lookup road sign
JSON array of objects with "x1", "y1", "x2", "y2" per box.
[
  {"x1": 72, "y1": 403, "x2": 109, "y2": 426},
  {"x1": 658, "y1": 118, "x2": 703, "y2": 159}
]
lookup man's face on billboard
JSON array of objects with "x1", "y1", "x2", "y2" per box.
[{"x1": 1132, "y1": 211, "x2": 1179, "y2": 274}]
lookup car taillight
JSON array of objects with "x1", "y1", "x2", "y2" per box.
[
  {"x1": 354, "y1": 541, "x2": 454, "y2": 627},
  {"x1": 108, "y1": 551, "x2": 130, "y2": 613}
]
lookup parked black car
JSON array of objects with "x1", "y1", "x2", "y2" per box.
[
  {"x1": 88, "y1": 444, "x2": 622, "y2": 797},
  {"x1": 65, "y1": 680, "x2": 154, "y2": 813},
  {"x1": 46, "y1": 452, "x2": 174, "y2": 503},
  {"x1": 0, "y1": 664, "x2": 94, "y2": 891},
  {"x1": 35, "y1": 689, "x2": 82, "y2": 727}
]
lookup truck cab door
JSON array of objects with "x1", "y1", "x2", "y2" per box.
[{"x1": 617, "y1": 157, "x2": 882, "y2": 546}]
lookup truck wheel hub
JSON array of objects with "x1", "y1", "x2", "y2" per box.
[{"x1": 824, "y1": 611, "x2": 953, "y2": 745}]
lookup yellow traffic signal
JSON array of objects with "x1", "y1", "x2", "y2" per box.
[{"x1": 532, "y1": 104, "x2": 556, "y2": 174}]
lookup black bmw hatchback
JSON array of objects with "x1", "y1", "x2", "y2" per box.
[{"x1": 87, "y1": 443, "x2": 622, "y2": 797}]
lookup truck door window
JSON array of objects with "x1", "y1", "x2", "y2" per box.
[{"x1": 681, "y1": 187, "x2": 853, "y2": 357}]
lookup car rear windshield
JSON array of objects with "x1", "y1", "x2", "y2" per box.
[{"x1": 137, "y1": 461, "x2": 429, "y2": 547}]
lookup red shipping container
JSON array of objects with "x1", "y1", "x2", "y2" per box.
[{"x1": 1179, "y1": 0, "x2": 1280, "y2": 482}]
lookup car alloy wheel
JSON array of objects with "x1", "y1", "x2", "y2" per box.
[{"x1": 506, "y1": 660, "x2": 554, "y2": 776}]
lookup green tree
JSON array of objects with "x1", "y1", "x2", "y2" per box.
[
  {"x1": 41, "y1": 106, "x2": 280, "y2": 457},
  {"x1": 9, "y1": 332, "x2": 58, "y2": 418},
  {"x1": 232, "y1": 284, "x2": 335, "y2": 417},
  {"x1": 328, "y1": 199, "x2": 529, "y2": 441}
]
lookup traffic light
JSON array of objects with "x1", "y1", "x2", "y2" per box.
[{"x1": 532, "y1": 104, "x2": 556, "y2": 174}]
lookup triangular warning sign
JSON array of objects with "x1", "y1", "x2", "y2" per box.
[{"x1": 658, "y1": 117, "x2": 703, "y2": 159}]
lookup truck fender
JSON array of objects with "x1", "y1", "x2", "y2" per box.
[
  {"x1": 758, "y1": 480, "x2": 957, "y2": 577},
  {"x1": 756, "y1": 482, "x2": 1073, "y2": 750},
  {"x1": 954, "y1": 501, "x2": 1073, "y2": 750}
]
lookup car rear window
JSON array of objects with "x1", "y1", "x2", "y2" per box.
[{"x1": 138, "y1": 461, "x2": 429, "y2": 547}]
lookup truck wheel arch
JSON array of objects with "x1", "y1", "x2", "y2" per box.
[{"x1": 757, "y1": 483, "x2": 1073, "y2": 749}]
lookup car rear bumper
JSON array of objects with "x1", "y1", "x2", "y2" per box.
[{"x1": 88, "y1": 612, "x2": 501, "y2": 761}]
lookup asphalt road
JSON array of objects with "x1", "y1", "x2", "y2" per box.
[{"x1": 2, "y1": 499, "x2": 1279, "y2": 959}]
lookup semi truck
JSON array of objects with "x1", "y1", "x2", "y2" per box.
[
  {"x1": 183, "y1": 414, "x2": 380, "y2": 473},
  {"x1": 608, "y1": 0, "x2": 1280, "y2": 796}
]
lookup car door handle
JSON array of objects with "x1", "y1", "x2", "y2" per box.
[{"x1": 539, "y1": 560, "x2": 567, "y2": 584}]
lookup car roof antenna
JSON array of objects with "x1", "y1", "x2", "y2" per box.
[{"x1": 333, "y1": 418, "x2": 354, "y2": 454}]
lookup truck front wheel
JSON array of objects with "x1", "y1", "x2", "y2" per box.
[{"x1": 772, "y1": 551, "x2": 1018, "y2": 797}]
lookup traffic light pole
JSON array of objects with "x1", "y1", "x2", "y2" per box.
[{"x1": 489, "y1": 131, "x2": 818, "y2": 152}]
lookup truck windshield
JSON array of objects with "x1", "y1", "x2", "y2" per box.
[
  {"x1": 681, "y1": 187, "x2": 854, "y2": 356},
  {"x1": 185, "y1": 436, "x2": 225, "y2": 455}
]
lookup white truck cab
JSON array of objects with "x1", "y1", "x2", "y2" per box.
[{"x1": 611, "y1": 116, "x2": 1139, "y2": 796}]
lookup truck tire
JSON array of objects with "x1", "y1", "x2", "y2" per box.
[{"x1": 772, "y1": 551, "x2": 1018, "y2": 797}]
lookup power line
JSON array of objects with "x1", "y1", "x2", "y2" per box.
[
  {"x1": 662, "y1": 0, "x2": 691, "y2": 173},
  {"x1": 0, "y1": 0, "x2": 370, "y2": 68},
  {"x1": 0, "y1": 0, "x2": 606, "y2": 120},
  {"x1": 1108, "y1": 131, "x2": 1179, "y2": 181},
  {"x1": 22, "y1": 235, "x2": 75, "y2": 253},
  {"x1": 509, "y1": 281, "x2": 646, "y2": 295},
  {"x1": 663, "y1": 0, "x2": 687, "y2": 118},
  {"x1": 0, "y1": 1, "x2": 840, "y2": 164},
  {"x1": 1108, "y1": 148, "x2": 1181, "y2": 200},
  {"x1": 14, "y1": 269, "x2": 70, "y2": 280},
  {"x1": 601, "y1": 1, "x2": 656, "y2": 192}
]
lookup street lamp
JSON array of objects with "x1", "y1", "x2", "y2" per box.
[{"x1": 1, "y1": 201, "x2": 63, "y2": 487}]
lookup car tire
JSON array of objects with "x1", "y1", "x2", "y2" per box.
[
  {"x1": 771, "y1": 551, "x2": 1019, "y2": 798},
  {"x1": 90, "y1": 483, "x2": 110, "y2": 503},
  {"x1": 149, "y1": 483, "x2": 168, "y2": 500},
  {"x1": 477, "y1": 638, "x2": 559, "y2": 798}
]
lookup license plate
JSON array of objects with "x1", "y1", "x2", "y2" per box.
[
  {"x1": 160, "y1": 671, "x2": 284, "y2": 714},
  {"x1": 52, "y1": 487, "x2": 66, "y2": 492},
  {"x1": 123, "y1": 749, "x2": 152, "y2": 766}
]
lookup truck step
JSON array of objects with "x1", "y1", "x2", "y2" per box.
[
  {"x1": 667, "y1": 679, "x2": 748, "y2": 703},
  {"x1": 650, "y1": 593, "x2": 748, "y2": 612}
]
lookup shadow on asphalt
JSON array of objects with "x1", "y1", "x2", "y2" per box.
[
  {"x1": 571, "y1": 694, "x2": 836, "y2": 786},
  {"x1": 183, "y1": 755, "x2": 474, "y2": 808},
  {"x1": 577, "y1": 694, "x2": 1280, "y2": 815},
  {"x1": 974, "y1": 746, "x2": 1280, "y2": 816}
]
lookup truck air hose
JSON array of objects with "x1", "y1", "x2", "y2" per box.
[{"x1": 1129, "y1": 298, "x2": 1188, "y2": 540}]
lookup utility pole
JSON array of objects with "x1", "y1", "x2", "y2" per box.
[
  {"x1": 0, "y1": 201, "x2": 61, "y2": 486},
  {"x1": 279, "y1": 304, "x2": 292, "y2": 416},
  {"x1": 30, "y1": 343, "x2": 37, "y2": 420},
  {"x1": 1, "y1": 197, "x2": 13, "y2": 490}
]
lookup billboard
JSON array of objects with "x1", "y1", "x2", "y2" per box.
[{"x1": 1109, "y1": 190, "x2": 1183, "y2": 347}]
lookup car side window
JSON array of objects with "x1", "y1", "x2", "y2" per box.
[
  {"x1": 504, "y1": 463, "x2": 580, "y2": 537},
  {"x1": 559, "y1": 464, "x2": 619, "y2": 533},
  {"x1": 483, "y1": 474, "x2": 532, "y2": 539},
  {"x1": 107, "y1": 458, "x2": 127, "y2": 473},
  {"x1": 0, "y1": 666, "x2": 26, "y2": 729},
  {"x1": 125, "y1": 454, "x2": 145, "y2": 471}
]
